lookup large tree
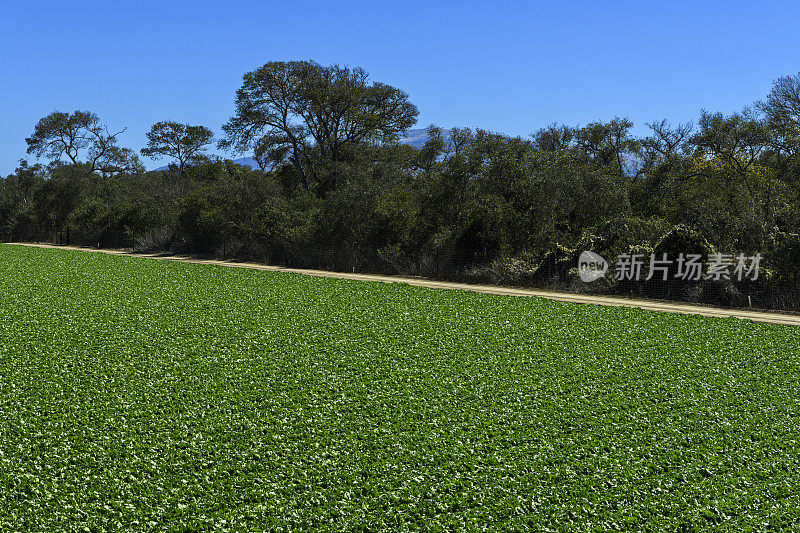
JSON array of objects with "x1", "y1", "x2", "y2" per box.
[
  {"x1": 757, "y1": 73, "x2": 800, "y2": 188},
  {"x1": 220, "y1": 61, "x2": 418, "y2": 192},
  {"x1": 141, "y1": 121, "x2": 214, "y2": 174},
  {"x1": 25, "y1": 111, "x2": 142, "y2": 177},
  {"x1": 573, "y1": 117, "x2": 638, "y2": 177},
  {"x1": 690, "y1": 109, "x2": 769, "y2": 179},
  {"x1": 759, "y1": 73, "x2": 800, "y2": 146}
]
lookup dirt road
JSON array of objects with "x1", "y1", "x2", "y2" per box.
[{"x1": 8, "y1": 242, "x2": 800, "y2": 326}]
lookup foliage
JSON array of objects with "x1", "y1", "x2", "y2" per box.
[
  {"x1": 6, "y1": 66, "x2": 800, "y2": 309},
  {"x1": 219, "y1": 60, "x2": 418, "y2": 192},
  {"x1": 141, "y1": 121, "x2": 215, "y2": 174},
  {"x1": 25, "y1": 111, "x2": 143, "y2": 177}
]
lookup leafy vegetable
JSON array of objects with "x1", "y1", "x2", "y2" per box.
[{"x1": 1, "y1": 244, "x2": 799, "y2": 531}]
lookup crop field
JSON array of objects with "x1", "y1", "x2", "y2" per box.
[{"x1": 1, "y1": 245, "x2": 800, "y2": 531}]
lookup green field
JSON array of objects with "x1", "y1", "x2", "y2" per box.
[{"x1": 1, "y1": 244, "x2": 799, "y2": 531}]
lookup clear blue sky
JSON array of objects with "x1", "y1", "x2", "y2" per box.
[{"x1": 2, "y1": 0, "x2": 799, "y2": 176}]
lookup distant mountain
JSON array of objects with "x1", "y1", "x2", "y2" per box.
[
  {"x1": 227, "y1": 157, "x2": 259, "y2": 169},
  {"x1": 153, "y1": 157, "x2": 259, "y2": 172},
  {"x1": 151, "y1": 129, "x2": 451, "y2": 171},
  {"x1": 398, "y1": 128, "x2": 452, "y2": 148}
]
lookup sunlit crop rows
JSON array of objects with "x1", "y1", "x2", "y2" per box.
[{"x1": 1, "y1": 244, "x2": 799, "y2": 531}]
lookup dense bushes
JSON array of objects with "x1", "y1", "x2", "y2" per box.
[{"x1": 4, "y1": 67, "x2": 800, "y2": 310}]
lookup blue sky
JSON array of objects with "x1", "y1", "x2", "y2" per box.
[{"x1": 2, "y1": 0, "x2": 799, "y2": 176}]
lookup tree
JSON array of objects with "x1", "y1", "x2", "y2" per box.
[
  {"x1": 25, "y1": 111, "x2": 142, "y2": 177},
  {"x1": 0, "y1": 161, "x2": 45, "y2": 241},
  {"x1": 532, "y1": 123, "x2": 574, "y2": 153},
  {"x1": 96, "y1": 145, "x2": 145, "y2": 178},
  {"x1": 759, "y1": 73, "x2": 800, "y2": 145},
  {"x1": 220, "y1": 60, "x2": 418, "y2": 192},
  {"x1": 141, "y1": 121, "x2": 215, "y2": 174},
  {"x1": 25, "y1": 111, "x2": 141, "y2": 177},
  {"x1": 573, "y1": 117, "x2": 638, "y2": 177},
  {"x1": 690, "y1": 108, "x2": 769, "y2": 178},
  {"x1": 643, "y1": 120, "x2": 692, "y2": 160}
]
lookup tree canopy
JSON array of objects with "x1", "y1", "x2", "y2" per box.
[
  {"x1": 220, "y1": 60, "x2": 418, "y2": 192},
  {"x1": 141, "y1": 121, "x2": 214, "y2": 174},
  {"x1": 25, "y1": 111, "x2": 142, "y2": 177}
]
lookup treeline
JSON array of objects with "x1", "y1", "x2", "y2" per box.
[{"x1": 2, "y1": 61, "x2": 800, "y2": 310}]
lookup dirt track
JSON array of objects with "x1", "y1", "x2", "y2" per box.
[{"x1": 8, "y1": 242, "x2": 800, "y2": 327}]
